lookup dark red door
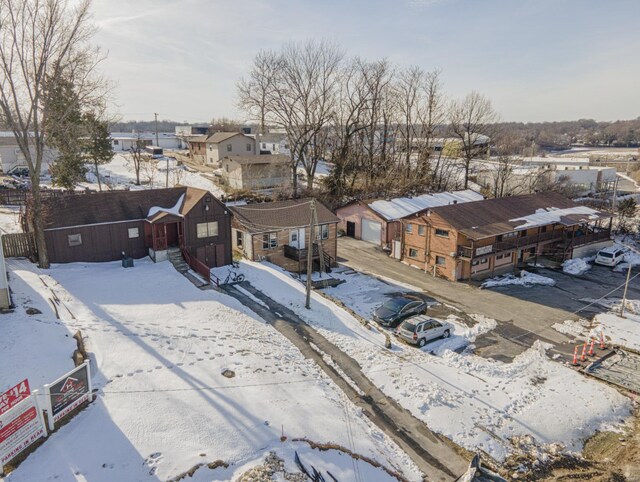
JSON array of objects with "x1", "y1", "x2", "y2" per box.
[
  {"x1": 166, "y1": 223, "x2": 179, "y2": 247},
  {"x1": 196, "y1": 245, "x2": 217, "y2": 268}
]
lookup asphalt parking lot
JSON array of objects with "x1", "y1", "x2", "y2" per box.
[
  {"x1": 485, "y1": 263, "x2": 640, "y2": 318},
  {"x1": 338, "y1": 237, "x2": 639, "y2": 362}
]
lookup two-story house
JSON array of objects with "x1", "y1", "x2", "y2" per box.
[{"x1": 402, "y1": 192, "x2": 613, "y2": 281}]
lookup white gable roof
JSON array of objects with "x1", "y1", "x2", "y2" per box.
[{"x1": 368, "y1": 190, "x2": 484, "y2": 220}]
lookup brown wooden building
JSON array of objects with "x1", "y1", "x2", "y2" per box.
[
  {"x1": 37, "y1": 187, "x2": 232, "y2": 268},
  {"x1": 230, "y1": 199, "x2": 339, "y2": 273},
  {"x1": 401, "y1": 192, "x2": 613, "y2": 281}
]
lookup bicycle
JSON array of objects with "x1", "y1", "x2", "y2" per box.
[{"x1": 223, "y1": 269, "x2": 245, "y2": 285}]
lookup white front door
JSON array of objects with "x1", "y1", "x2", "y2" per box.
[{"x1": 289, "y1": 228, "x2": 305, "y2": 249}]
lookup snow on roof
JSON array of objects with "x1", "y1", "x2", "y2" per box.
[
  {"x1": 510, "y1": 206, "x2": 601, "y2": 230},
  {"x1": 147, "y1": 193, "x2": 185, "y2": 218},
  {"x1": 368, "y1": 190, "x2": 484, "y2": 220}
]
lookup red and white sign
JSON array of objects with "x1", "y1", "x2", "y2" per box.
[
  {"x1": 44, "y1": 363, "x2": 92, "y2": 430},
  {"x1": 0, "y1": 395, "x2": 46, "y2": 469},
  {"x1": 0, "y1": 379, "x2": 30, "y2": 417}
]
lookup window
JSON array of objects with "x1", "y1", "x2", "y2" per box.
[
  {"x1": 246, "y1": 143, "x2": 252, "y2": 151},
  {"x1": 316, "y1": 224, "x2": 329, "y2": 240},
  {"x1": 226, "y1": 144, "x2": 232, "y2": 152},
  {"x1": 67, "y1": 234, "x2": 82, "y2": 247},
  {"x1": 113, "y1": 139, "x2": 119, "y2": 145},
  {"x1": 128, "y1": 227, "x2": 139, "y2": 239},
  {"x1": 472, "y1": 258, "x2": 489, "y2": 267},
  {"x1": 418, "y1": 225, "x2": 426, "y2": 236},
  {"x1": 406, "y1": 223, "x2": 413, "y2": 234},
  {"x1": 262, "y1": 142, "x2": 266, "y2": 148},
  {"x1": 196, "y1": 222, "x2": 219, "y2": 239},
  {"x1": 409, "y1": 248, "x2": 419, "y2": 258},
  {"x1": 236, "y1": 230, "x2": 243, "y2": 248},
  {"x1": 262, "y1": 232, "x2": 278, "y2": 249},
  {"x1": 435, "y1": 255, "x2": 446, "y2": 266},
  {"x1": 435, "y1": 228, "x2": 449, "y2": 238},
  {"x1": 503, "y1": 232, "x2": 517, "y2": 239}
]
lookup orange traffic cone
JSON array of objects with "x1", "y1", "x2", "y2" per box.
[
  {"x1": 588, "y1": 338, "x2": 595, "y2": 356},
  {"x1": 580, "y1": 342, "x2": 587, "y2": 362},
  {"x1": 600, "y1": 331, "x2": 606, "y2": 350},
  {"x1": 572, "y1": 346, "x2": 579, "y2": 366}
]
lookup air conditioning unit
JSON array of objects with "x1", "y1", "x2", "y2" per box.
[{"x1": 449, "y1": 252, "x2": 456, "y2": 257}]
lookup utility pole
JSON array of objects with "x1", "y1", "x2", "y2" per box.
[
  {"x1": 154, "y1": 113, "x2": 169, "y2": 188},
  {"x1": 305, "y1": 199, "x2": 317, "y2": 309},
  {"x1": 620, "y1": 262, "x2": 632, "y2": 318},
  {"x1": 154, "y1": 113, "x2": 160, "y2": 146}
]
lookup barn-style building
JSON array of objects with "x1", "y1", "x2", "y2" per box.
[{"x1": 36, "y1": 187, "x2": 232, "y2": 268}]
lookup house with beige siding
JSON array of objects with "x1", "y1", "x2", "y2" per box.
[
  {"x1": 221, "y1": 154, "x2": 290, "y2": 192},
  {"x1": 205, "y1": 132, "x2": 255, "y2": 166},
  {"x1": 401, "y1": 192, "x2": 613, "y2": 281},
  {"x1": 230, "y1": 199, "x2": 339, "y2": 273}
]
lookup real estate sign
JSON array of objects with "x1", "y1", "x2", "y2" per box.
[
  {"x1": 44, "y1": 363, "x2": 92, "y2": 430},
  {"x1": 0, "y1": 394, "x2": 47, "y2": 471},
  {"x1": 0, "y1": 379, "x2": 30, "y2": 417}
]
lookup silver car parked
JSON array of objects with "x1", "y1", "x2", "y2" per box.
[{"x1": 396, "y1": 315, "x2": 452, "y2": 347}]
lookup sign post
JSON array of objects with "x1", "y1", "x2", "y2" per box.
[{"x1": 43, "y1": 363, "x2": 92, "y2": 431}]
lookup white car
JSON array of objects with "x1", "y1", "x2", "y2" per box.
[
  {"x1": 594, "y1": 247, "x2": 625, "y2": 267},
  {"x1": 396, "y1": 315, "x2": 452, "y2": 348}
]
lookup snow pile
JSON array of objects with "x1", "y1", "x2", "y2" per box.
[
  {"x1": 147, "y1": 193, "x2": 184, "y2": 218},
  {"x1": 562, "y1": 256, "x2": 594, "y2": 275},
  {"x1": 592, "y1": 309, "x2": 640, "y2": 351},
  {"x1": 552, "y1": 318, "x2": 591, "y2": 339},
  {"x1": 3, "y1": 259, "x2": 420, "y2": 481},
  {"x1": 614, "y1": 248, "x2": 640, "y2": 272},
  {"x1": 510, "y1": 206, "x2": 601, "y2": 230},
  {"x1": 482, "y1": 271, "x2": 556, "y2": 289},
  {"x1": 430, "y1": 314, "x2": 497, "y2": 355},
  {"x1": 237, "y1": 260, "x2": 631, "y2": 463},
  {"x1": 368, "y1": 189, "x2": 483, "y2": 220}
]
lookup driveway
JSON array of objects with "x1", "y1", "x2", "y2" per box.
[{"x1": 336, "y1": 237, "x2": 626, "y2": 361}]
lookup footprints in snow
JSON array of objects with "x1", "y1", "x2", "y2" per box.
[{"x1": 145, "y1": 452, "x2": 163, "y2": 476}]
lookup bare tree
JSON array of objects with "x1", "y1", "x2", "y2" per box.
[
  {"x1": 129, "y1": 134, "x2": 148, "y2": 185},
  {"x1": 449, "y1": 91, "x2": 498, "y2": 189},
  {"x1": 237, "y1": 51, "x2": 279, "y2": 136},
  {"x1": 0, "y1": 0, "x2": 106, "y2": 268},
  {"x1": 239, "y1": 40, "x2": 343, "y2": 196}
]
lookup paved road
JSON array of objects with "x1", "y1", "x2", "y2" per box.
[
  {"x1": 222, "y1": 282, "x2": 470, "y2": 482},
  {"x1": 337, "y1": 237, "x2": 634, "y2": 361}
]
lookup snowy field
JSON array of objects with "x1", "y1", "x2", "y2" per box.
[
  {"x1": 46, "y1": 153, "x2": 225, "y2": 197},
  {"x1": 1, "y1": 259, "x2": 420, "y2": 482},
  {"x1": 234, "y1": 261, "x2": 632, "y2": 463}
]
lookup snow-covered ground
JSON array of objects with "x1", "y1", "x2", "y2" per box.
[
  {"x1": 0, "y1": 206, "x2": 23, "y2": 234},
  {"x1": 1, "y1": 259, "x2": 420, "y2": 482},
  {"x1": 234, "y1": 261, "x2": 631, "y2": 463},
  {"x1": 554, "y1": 299, "x2": 640, "y2": 351},
  {"x1": 48, "y1": 153, "x2": 225, "y2": 197},
  {"x1": 481, "y1": 270, "x2": 556, "y2": 288}
]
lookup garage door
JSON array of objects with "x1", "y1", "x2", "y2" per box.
[{"x1": 361, "y1": 219, "x2": 382, "y2": 244}]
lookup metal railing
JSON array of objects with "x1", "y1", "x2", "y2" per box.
[{"x1": 180, "y1": 245, "x2": 213, "y2": 285}]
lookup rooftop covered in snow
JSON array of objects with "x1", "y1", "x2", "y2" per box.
[
  {"x1": 367, "y1": 190, "x2": 484, "y2": 221},
  {"x1": 428, "y1": 192, "x2": 612, "y2": 239}
]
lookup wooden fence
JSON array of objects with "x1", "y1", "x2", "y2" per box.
[
  {"x1": 0, "y1": 189, "x2": 90, "y2": 206},
  {"x1": 2, "y1": 232, "x2": 37, "y2": 258}
]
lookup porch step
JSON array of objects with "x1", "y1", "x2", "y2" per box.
[{"x1": 167, "y1": 248, "x2": 190, "y2": 274}]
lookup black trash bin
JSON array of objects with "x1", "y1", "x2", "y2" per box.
[{"x1": 121, "y1": 257, "x2": 134, "y2": 268}]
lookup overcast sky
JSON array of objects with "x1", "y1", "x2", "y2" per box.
[{"x1": 92, "y1": 0, "x2": 640, "y2": 124}]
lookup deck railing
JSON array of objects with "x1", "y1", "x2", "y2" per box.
[{"x1": 180, "y1": 245, "x2": 213, "y2": 285}]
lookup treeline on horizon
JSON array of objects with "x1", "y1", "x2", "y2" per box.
[{"x1": 107, "y1": 117, "x2": 640, "y2": 154}]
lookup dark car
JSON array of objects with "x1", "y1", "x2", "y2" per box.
[{"x1": 372, "y1": 295, "x2": 429, "y2": 328}]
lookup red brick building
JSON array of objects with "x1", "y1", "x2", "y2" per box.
[{"x1": 401, "y1": 192, "x2": 613, "y2": 281}]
